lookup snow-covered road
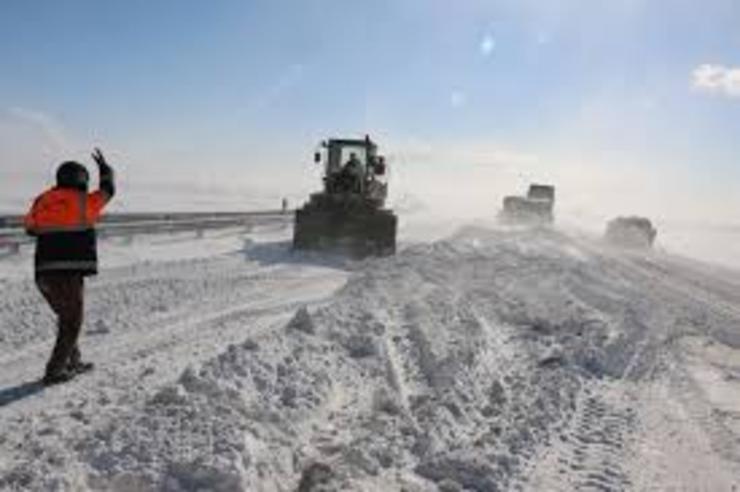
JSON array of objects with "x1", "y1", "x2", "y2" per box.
[
  {"x1": 1, "y1": 224, "x2": 738, "y2": 491},
  {"x1": 0, "y1": 227, "x2": 351, "y2": 490}
]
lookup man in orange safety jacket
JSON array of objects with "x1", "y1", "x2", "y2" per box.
[{"x1": 25, "y1": 148, "x2": 116, "y2": 385}]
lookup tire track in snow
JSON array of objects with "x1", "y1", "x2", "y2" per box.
[
  {"x1": 527, "y1": 384, "x2": 636, "y2": 492},
  {"x1": 523, "y1": 232, "x2": 740, "y2": 491},
  {"x1": 627, "y1": 349, "x2": 740, "y2": 491}
]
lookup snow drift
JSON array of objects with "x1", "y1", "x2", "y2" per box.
[{"x1": 1, "y1": 227, "x2": 739, "y2": 491}]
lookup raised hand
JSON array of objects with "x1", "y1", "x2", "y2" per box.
[
  {"x1": 92, "y1": 147, "x2": 116, "y2": 198},
  {"x1": 91, "y1": 148, "x2": 108, "y2": 169}
]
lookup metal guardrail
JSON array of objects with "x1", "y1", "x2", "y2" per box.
[
  {"x1": 0, "y1": 210, "x2": 293, "y2": 254},
  {"x1": 0, "y1": 210, "x2": 288, "y2": 227}
]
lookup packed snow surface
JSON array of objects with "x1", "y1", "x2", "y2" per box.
[{"x1": 1, "y1": 224, "x2": 739, "y2": 491}]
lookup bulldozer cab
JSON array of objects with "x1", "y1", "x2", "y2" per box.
[
  {"x1": 318, "y1": 136, "x2": 386, "y2": 199},
  {"x1": 327, "y1": 141, "x2": 370, "y2": 175},
  {"x1": 527, "y1": 184, "x2": 555, "y2": 202}
]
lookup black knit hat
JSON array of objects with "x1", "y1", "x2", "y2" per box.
[{"x1": 56, "y1": 161, "x2": 89, "y2": 191}]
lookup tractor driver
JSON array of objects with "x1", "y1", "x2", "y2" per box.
[{"x1": 341, "y1": 152, "x2": 364, "y2": 193}]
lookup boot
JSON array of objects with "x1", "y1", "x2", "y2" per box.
[
  {"x1": 68, "y1": 360, "x2": 94, "y2": 374},
  {"x1": 68, "y1": 346, "x2": 94, "y2": 374},
  {"x1": 42, "y1": 368, "x2": 76, "y2": 386}
]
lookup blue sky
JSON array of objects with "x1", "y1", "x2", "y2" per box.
[{"x1": 1, "y1": 0, "x2": 739, "y2": 218}]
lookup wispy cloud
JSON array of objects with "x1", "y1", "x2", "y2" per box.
[
  {"x1": 691, "y1": 64, "x2": 740, "y2": 98},
  {"x1": 6, "y1": 107, "x2": 69, "y2": 151}
]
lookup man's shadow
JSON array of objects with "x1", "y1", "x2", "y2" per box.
[{"x1": 0, "y1": 381, "x2": 44, "y2": 408}]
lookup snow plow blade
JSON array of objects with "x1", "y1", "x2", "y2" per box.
[
  {"x1": 293, "y1": 206, "x2": 397, "y2": 258},
  {"x1": 500, "y1": 196, "x2": 554, "y2": 223}
]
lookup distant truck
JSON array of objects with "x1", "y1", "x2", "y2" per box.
[
  {"x1": 604, "y1": 216, "x2": 657, "y2": 248},
  {"x1": 500, "y1": 184, "x2": 555, "y2": 224}
]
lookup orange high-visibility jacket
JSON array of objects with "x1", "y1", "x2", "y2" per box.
[
  {"x1": 25, "y1": 187, "x2": 113, "y2": 275},
  {"x1": 25, "y1": 189, "x2": 109, "y2": 233}
]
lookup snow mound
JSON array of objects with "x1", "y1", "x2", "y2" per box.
[{"x1": 52, "y1": 228, "x2": 658, "y2": 490}]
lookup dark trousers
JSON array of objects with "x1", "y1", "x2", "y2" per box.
[{"x1": 35, "y1": 273, "x2": 84, "y2": 376}]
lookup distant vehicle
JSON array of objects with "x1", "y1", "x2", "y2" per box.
[
  {"x1": 605, "y1": 216, "x2": 657, "y2": 248},
  {"x1": 293, "y1": 135, "x2": 397, "y2": 257},
  {"x1": 500, "y1": 184, "x2": 555, "y2": 223}
]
